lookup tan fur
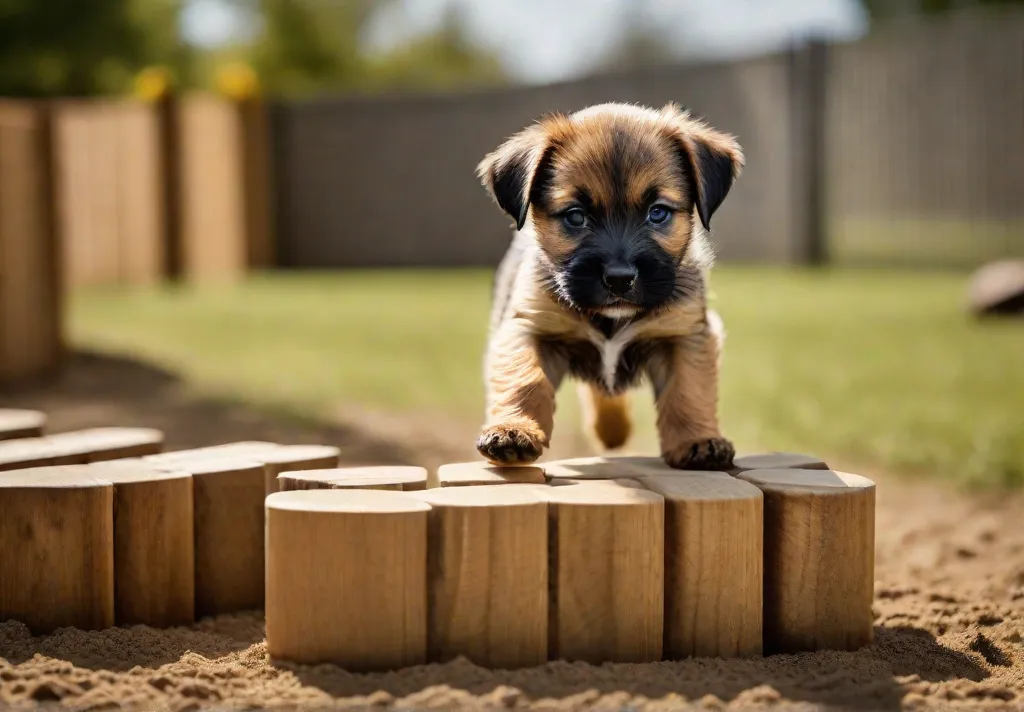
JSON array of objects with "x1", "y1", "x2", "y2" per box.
[
  {"x1": 578, "y1": 382, "x2": 633, "y2": 450},
  {"x1": 476, "y1": 103, "x2": 743, "y2": 468}
]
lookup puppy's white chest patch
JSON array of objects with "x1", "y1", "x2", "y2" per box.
[{"x1": 591, "y1": 325, "x2": 638, "y2": 392}]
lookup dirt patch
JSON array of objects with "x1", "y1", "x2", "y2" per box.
[{"x1": 2, "y1": 352, "x2": 1023, "y2": 710}]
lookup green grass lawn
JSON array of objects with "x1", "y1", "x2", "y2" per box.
[{"x1": 71, "y1": 266, "x2": 1024, "y2": 488}]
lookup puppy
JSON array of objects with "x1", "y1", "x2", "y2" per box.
[{"x1": 476, "y1": 102, "x2": 743, "y2": 470}]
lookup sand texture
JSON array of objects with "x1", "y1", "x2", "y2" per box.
[{"x1": 0, "y1": 471, "x2": 1021, "y2": 712}]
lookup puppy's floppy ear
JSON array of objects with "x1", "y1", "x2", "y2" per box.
[
  {"x1": 662, "y1": 103, "x2": 744, "y2": 232},
  {"x1": 477, "y1": 123, "x2": 556, "y2": 231}
]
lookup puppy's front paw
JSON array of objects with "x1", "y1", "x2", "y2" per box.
[
  {"x1": 477, "y1": 420, "x2": 545, "y2": 465},
  {"x1": 664, "y1": 437, "x2": 735, "y2": 471}
]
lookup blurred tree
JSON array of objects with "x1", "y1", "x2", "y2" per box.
[
  {"x1": 590, "y1": 0, "x2": 679, "y2": 73},
  {"x1": 247, "y1": 0, "x2": 369, "y2": 95},
  {"x1": 361, "y1": 5, "x2": 506, "y2": 92},
  {"x1": 0, "y1": 0, "x2": 191, "y2": 97}
]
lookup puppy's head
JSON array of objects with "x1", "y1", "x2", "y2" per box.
[{"x1": 478, "y1": 102, "x2": 743, "y2": 317}]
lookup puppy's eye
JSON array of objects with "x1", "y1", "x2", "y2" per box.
[
  {"x1": 562, "y1": 209, "x2": 587, "y2": 229},
  {"x1": 647, "y1": 205, "x2": 672, "y2": 225}
]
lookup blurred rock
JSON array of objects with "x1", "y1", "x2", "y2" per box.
[{"x1": 967, "y1": 260, "x2": 1024, "y2": 317}]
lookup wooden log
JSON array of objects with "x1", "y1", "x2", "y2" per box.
[
  {"x1": 49, "y1": 427, "x2": 164, "y2": 462},
  {"x1": 0, "y1": 436, "x2": 57, "y2": 470},
  {"x1": 543, "y1": 483, "x2": 664, "y2": 663},
  {"x1": 265, "y1": 490, "x2": 429, "y2": 670},
  {"x1": 0, "y1": 101, "x2": 63, "y2": 385},
  {"x1": 730, "y1": 452, "x2": 829, "y2": 474},
  {"x1": 185, "y1": 458, "x2": 267, "y2": 617},
  {"x1": 410, "y1": 486, "x2": 548, "y2": 668},
  {"x1": 637, "y1": 472, "x2": 764, "y2": 659},
  {"x1": 0, "y1": 466, "x2": 114, "y2": 632},
  {"x1": 278, "y1": 466, "x2": 428, "y2": 492},
  {"x1": 0, "y1": 427, "x2": 162, "y2": 470},
  {"x1": 541, "y1": 456, "x2": 637, "y2": 481},
  {"x1": 737, "y1": 468, "x2": 875, "y2": 654},
  {"x1": 94, "y1": 461, "x2": 195, "y2": 627},
  {"x1": 0, "y1": 408, "x2": 46, "y2": 440},
  {"x1": 432, "y1": 462, "x2": 547, "y2": 488},
  {"x1": 255, "y1": 444, "x2": 340, "y2": 495},
  {"x1": 143, "y1": 441, "x2": 278, "y2": 465}
]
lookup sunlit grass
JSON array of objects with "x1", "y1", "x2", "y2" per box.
[{"x1": 71, "y1": 266, "x2": 1024, "y2": 488}]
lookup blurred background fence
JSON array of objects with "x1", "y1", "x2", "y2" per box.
[{"x1": 2, "y1": 4, "x2": 1024, "y2": 380}]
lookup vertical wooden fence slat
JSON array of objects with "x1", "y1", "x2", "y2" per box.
[
  {"x1": 178, "y1": 94, "x2": 246, "y2": 281},
  {"x1": 239, "y1": 98, "x2": 274, "y2": 270},
  {"x1": 0, "y1": 101, "x2": 63, "y2": 384},
  {"x1": 117, "y1": 103, "x2": 166, "y2": 285}
]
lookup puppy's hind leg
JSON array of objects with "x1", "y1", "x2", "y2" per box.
[{"x1": 577, "y1": 382, "x2": 632, "y2": 451}]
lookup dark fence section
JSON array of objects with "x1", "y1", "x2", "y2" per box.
[
  {"x1": 270, "y1": 53, "x2": 800, "y2": 268},
  {"x1": 826, "y1": 9, "x2": 1024, "y2": 266},
  {"x1": 271, "y1": 9, "x2": 1024, "y2": 270}
]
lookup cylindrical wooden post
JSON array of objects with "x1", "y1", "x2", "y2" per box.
[
  {"x1": 542, "y1": 456, "x2": 637, "y2": 481},
  {"x1": 0, "y1": 408, "x2": 46, "y2": 440},
  {"x1": 410, "y1": 486, "x2": 548, "y2": 669},
  {"x1": 186, "y1": 458, "x2": 267, "y2": 617},
  {"x1": 96, "y1": 461, "x2": 195, "y2": 627},
  {"x1": 256, "y1": 444, "x2": 340, "y2": 495},
  {"x1": 0, "y1": 436, "x2": 57, "y2": 470},
  {"x1": 639, "y1": 472, "x2": 764, "y2": 659},
  {"x1": 433, "y1": 462, "x2": 547, "y2": 488},
  {"x1": 48, "y1": 427, "x2": 164, "y2": 463},
  {"x1": 0, "y1": 466, "x2": 114, "y2": 632},
  {"x1": 143, "y1": 441, "x2": 278, "y2": 466},
  {"x1": 544, "y1": 483, "x2": 664, "y2": 663},
  {"x1": 731, "y1": 452, "x2": 829, "y2": 474},
  {"x1": 266, "y1": 490, "x2": 429, "y2": 670},
  {"x1": 737, "y1": 468, "x2": 875, "y2": 654},
  {"x1": 279, "y1": 466, "x2": 428, "y2": 492}
]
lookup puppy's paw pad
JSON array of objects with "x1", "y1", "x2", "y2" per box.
[
  {"x1": 476, "y1": 422, "x2": 545, "y2": 465},
  {"x1": 664, "y1": 437, "x2": 735, "y2": 471}
]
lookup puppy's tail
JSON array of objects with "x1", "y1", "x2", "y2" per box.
[{"x1": 577, "y1": 382, "x2": 632, "y2": 451}]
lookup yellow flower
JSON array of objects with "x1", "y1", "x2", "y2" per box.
[
  {"x1": 133, "y1": 66, "x2": 173, "y2": 102},
  {"x1": 215, "y1": 62, "x2": 260, "y2": 100}
]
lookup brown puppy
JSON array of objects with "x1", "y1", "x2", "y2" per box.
[{"x1": 476, "y1": 102, "x2": 743, "y2": 470}]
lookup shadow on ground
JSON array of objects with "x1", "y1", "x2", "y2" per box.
[
  {"x1": 1, "y1": 349, "x2": 455, "y2": 469},
  {"x1": 278, "y1": 625, "x2": 987, "y2": 711}
]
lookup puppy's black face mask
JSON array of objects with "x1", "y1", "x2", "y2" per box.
[
  {"x1": 477, "y1": 104, "x2": 742, "y2": 318},
  {"x1": 555, "y1": 203, "x2": 682, "y2": 315}
]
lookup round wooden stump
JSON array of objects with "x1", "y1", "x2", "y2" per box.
[
  {"x1": 144, "y1": 441, "x2": 278, "y2": 466},
  {"x1": 737, "y1": 468, "x2": 875, "y2": 654},
  {"x1": 278, "y1": 466, "x2": 428, "y2": 491},
  {"x1": 96, "y1": 461, "x2": 195, "y2": 627},
  {"x1": 49, "y1": 427, "x2": 164, "y2": 463},
  {"x1": 0, "y1": 408, "x2": 45, "y2": 441},
  {"x1": 544, "y1": 483, "x2": 664, "y2": 664},
  {"x1": 256, "y1": 445, "x2": 341, "y2": 494},
  {"x1": 265, "y1": 490, "x2": 429, "y2": 670},
  {"x1": 433, "y1": 462, "x2": 547, "y2": 488},
  {"x1": 0, "y1": 466, "x2": 114, "y2": 632},
  {"x1": 184, "y1": 458, "x2": 267, "y2": 617},
  {"x1": 731, "y1": 452, "x2": 829, "y2": 474},
  {"x1": 639, "y1": 472, "x2": 764, "y2": 659},
  {"x1": 542, "y1": 456, "x2": 637, "y2": 481},
  {"x1": 411, "y1": 485, "x2": 548, "y2": 669}
]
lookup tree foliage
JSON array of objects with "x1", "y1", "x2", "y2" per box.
[{"x1": 0, "y1": 0, "x2": 191, "y2": 97}]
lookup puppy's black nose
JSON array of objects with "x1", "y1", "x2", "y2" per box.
[{"x1": 602, "y1": 264, "x2": 637, "y2": 296}]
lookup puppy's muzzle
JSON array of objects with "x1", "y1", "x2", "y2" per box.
[{"x1": 602, "y1": 264, "x2": 637, "y2": 298}]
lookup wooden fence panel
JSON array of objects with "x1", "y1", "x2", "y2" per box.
[
  {"x1": 54, "y1": 101, "x2": 165, "y2": 288},
  {"x1": 178, "y1": 94, "x2": 246, "y2": 281},
  {"x1": 0, "y1": 101, "x2": 62, "y2": 383}
]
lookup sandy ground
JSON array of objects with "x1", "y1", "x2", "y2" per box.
[{"x1": 1, "y1": 352, "x2": 1023, "y2": 711}]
